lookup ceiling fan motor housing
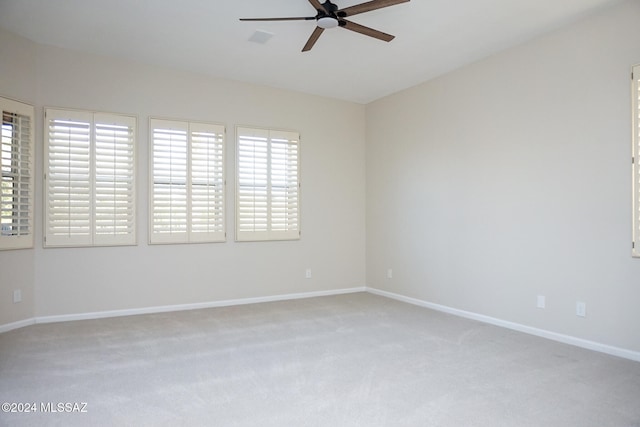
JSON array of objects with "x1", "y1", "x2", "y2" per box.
[
  {"x1": 317, "y1": 1, "x2": 344, "y2": 29},
  {"x1": 320, "y1": 0, "x2": 339, "y2": 14}
]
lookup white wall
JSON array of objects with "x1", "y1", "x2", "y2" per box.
[
  {"x1": 0, "y1": 28, "x2": 37, "y2": 326},
  {"x1": 0, "y1": 32, "x2": 366, "y2": 321},
  {"x1": 3, "y1": 1, "x2": 639, "y2": 357},
  {"x1": 366, "y1": 0, "x2": 640, "y2": 352}
]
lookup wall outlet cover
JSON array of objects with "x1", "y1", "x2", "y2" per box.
[{"x1": 576, "y1": 301, "x2": 586, "y2": 317}]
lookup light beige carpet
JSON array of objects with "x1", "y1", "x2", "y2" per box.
[{"x1": 1, "y1": 292, "x2": 639, "y2": 426}]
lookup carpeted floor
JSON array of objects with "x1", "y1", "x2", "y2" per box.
[{"x1": 1, "y1": 292, "x2": 639, "y2": 426}]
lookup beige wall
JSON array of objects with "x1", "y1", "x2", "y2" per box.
[
  {"x1": 0, "y1": 32, "x2": 366, "y2": 321},
  {"x1": 366, "y1": 0, "x2": 640, "y2": 352}
]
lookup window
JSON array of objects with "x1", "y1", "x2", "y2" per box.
[
  {"x1": 150, "y1": 118, "x2": 225, "y2": 244},
  {"x1": 633, "y1": 64, "x2": 640, "y2": 257},
  {"x1": 45, "y1": 108, "x2": 136, "y2": 247},
  {"x1": 236, "y1": 126, "x2": 300, "y2": 242},
  {"x1": 1, "y1": 97, "x2": 34, "y2": 250}
]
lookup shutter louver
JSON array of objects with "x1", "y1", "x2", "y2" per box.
[
  {"x1": 150, "y1": 119, "x2": 225, "y2": 244},
  {"x1": 1, "y1": 97, "x2": 34, "y2": 250},
  {"x1": 45, "y1": 109, "x2": 136, "y2": 247},
  {"x1": 236, "y1": 127, "x2": 300, "y2": 242}
]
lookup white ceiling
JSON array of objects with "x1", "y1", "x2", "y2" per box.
[{"x1": 0, "y1": 0, "x2": 624, "y2": 104}]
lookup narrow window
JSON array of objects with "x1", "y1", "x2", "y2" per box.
[
  {"x1": 0, "y1": 97, "x2": 34, "y2": 250},
  {"x1": 150, "y1": 119, "x2": 225, "y2": 244},
  {"x1": 45, "y1": 108, "x2": 136, "y2": 247},
  {"x1": 236, "y1": 126, "x2": 300, "y2": 242}
]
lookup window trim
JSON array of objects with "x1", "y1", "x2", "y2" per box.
[
  {"x1": 44, "y1": 107, "x2": 137, "y2": 248},
  {"x1": 149, "y1": 117, "x2": 226, "y2": 245},
  {"x1": 632, "y1": 64, "x2": 640, "y2": 257},
  {"x1": 0, "y1": 96, "x2": 34, "y2": 251},
  {"x1": 235, "y1": 125, "x2": 301, "y2": 242}
]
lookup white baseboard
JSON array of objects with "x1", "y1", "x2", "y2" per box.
[
  {"x1": 4, "y1": 286, "x2": 638, "y2": 363},
  {"x1": 0, "y1": 317, "x2": 36, "y2": 334},
  {"x1": 366, "y1": 287, "x2": 640, "y2": 363},
  {"x1": 22, "y1": 286, "x2": 366, "y2": 325}
]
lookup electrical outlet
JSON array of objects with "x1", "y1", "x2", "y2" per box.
[
  {"x1": 13, "y1": 289, "x2": 22, "y2": 303},
  {"x1": 537, "y1": 295, "x2": 545, "y2": 309},
  {"x1": 305, "y1": 268, "x2": 312, "y2": 279},
  {"x1": 576, "y1": 301, "x2": 586, "y2": 317},
  {"x1": 387, "y1": 268, "x2": 393, "y2": 279}
]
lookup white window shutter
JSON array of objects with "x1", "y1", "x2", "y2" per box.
[
  {"x1": 45, "y1": 109, "x2": 136, "y2": 247},
  {"x1": 45, "y1": 109, "x2": 93, "y2": 247},
  {"x1": 1, "y1": 97, "x2": 34, "y2": 250},
  {"x1": 236, "y1": 127, "x2": 300, "y2": 242},
  {"x1": 150, "y1": 119, "x2": 188, "y2": 243},
  {"x1": 189, "y1": 122, "x2": 225, "y2": 242},
  {"x1": 633, "y1": 64, "x2": 640, "y2": 257},
  {"x1": 269, "y1": 130, "x2": 300, "y2": 240},
  {"x1": 150, "y1": 118, "x2": 225, "y2": 244},
  {"x1": 237, "y1": 127, "x2": 269, "y2": 238},
  {"x1": 94, "y1": 114, "x2": 136, "y2": 246}
]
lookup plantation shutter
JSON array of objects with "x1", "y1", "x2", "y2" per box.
[
  {"x1": 45, "y1": 109, "x2": 136, "y2": 247},
  {"x1": 45, "y1": 110, "x2": 93, "y2": 246},
  {"x1": 190, "y1": 122, "x2": 225, "y2": 242},
  {"x1": 270, "y1": 130, "x2": 300, "y2": 238},
  {"x1": 151, "y1": 120, "x2": 188, "y2": 242},
  {"x1": 150, "y1": 119, "x2": 225, "y2": 244},
  {"x1": 633, "y1": 65, "x2": 640, "y2": 257},
  {"x1": 94, "y1": 114, "x2": 136, "y2": 245},
  {"x1": 0, "y1": 97, "x2": 34, "y2": 250},
  {"x1": 236, "y1": 127, "x2": 300, "y2": 242},
  {"x1": 237, "y1": 127, "x2": 269, "y2": 237}
]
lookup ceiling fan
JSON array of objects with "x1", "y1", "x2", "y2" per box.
[{"x1": 240, "y1": 0, "x2": 410, "y2": 52}]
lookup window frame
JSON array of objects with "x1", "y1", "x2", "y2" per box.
[
  {"x1": 0, "y1": 96, "x2": 34, "y2": 251},
  {"x1": 44, "y1": 107, "x2": 137, "y2": 248},
  {"x1": 149, "y1": 117, "x2": 226, "y2": 244},
  {"x1": 633, "y1": 64, "x2": 640, "y2": 257},
  {"x1": 235, "y1": 125, "x2": 301, "y2": 242}
]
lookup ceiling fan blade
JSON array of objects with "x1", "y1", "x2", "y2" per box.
[
  {"x1": 338, "y1": 0, "x2": 409, "y2": 17},
  {"x1": 340, "y1": 19, "x2": 394, "y2": 42},
  {"x1": 302, "y1": 27, "x2": 325, "y2": 52},
  {"x1": 240, "y1": 17, "x2": 316, "y2": 22},
  {"x1": 308, "y1": 0, "x2": 328, "y2": 13}
]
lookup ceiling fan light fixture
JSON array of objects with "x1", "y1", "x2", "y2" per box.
[{"x1": 317, "y1": 16, "x2": 339, "y2": 29}]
